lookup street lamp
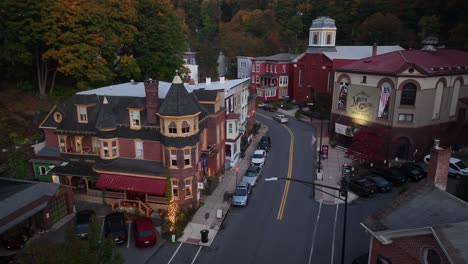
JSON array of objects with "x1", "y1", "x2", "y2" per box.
[{"x1": 265, "y1": 177, "x2": 348, "y2": 264}]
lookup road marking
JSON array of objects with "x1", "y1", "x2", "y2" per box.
[
  {"x1": 127, "y1": 223, "x2": 131, "y2": 248},
  {"x1": 191, "y1": 246, "x2": 203, "y2": 264},
  {"x1": 330, "y1": 204, "x2": 339, "y2": 264},
  {"x1": 167, "y1": 242, "x2": 183, "y2": 264},
  {"x1": 277, "y1": 125, "x2": 294, "y2": 220},
  {"x1": 308, "y1": 201, "x2": 323, "y2": 264}
]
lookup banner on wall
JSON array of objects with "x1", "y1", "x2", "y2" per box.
[
  {"x1": 337, "y1": 82, "x2": 348, "y2": 110},
  {"x1": 378, "y1": 86, "x2": 391, "y2": 118}
]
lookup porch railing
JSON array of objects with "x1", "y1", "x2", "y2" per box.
[{"x1": 111, "y1": 199, "x2": 154, "y2": 217}]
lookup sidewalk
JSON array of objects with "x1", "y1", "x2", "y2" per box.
[{"x1": 179, "y1": 124, "x2": 269, "y2": 246}]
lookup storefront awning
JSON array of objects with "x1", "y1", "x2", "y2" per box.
[{"x1": 96, "y1": 174, "x2": 166, "y2": 196}]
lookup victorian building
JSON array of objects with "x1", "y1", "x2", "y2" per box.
[
  {"x1": 331, "y1": 42, "x2": 468, "y2": 160},
  {"x1": 34, "y1": 74, "x2": 228, "y2": 212}
]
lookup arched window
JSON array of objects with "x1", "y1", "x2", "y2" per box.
[
  {"x1": 313, "y1": 33, "x2": 319, "y2": 44},
  {"x1": 182, "y1": 121, "x2": 190, "y2": 133},
  {"x1": 168, "y1": 121, "x2": 177, "y2": 134},
  {"x1": 423, "y1": 248, "x2": 441, "y2": 264},
  {"x1": 400, "y1": 83, "x2": 417, "y2": 106},
  {"x1": 326, "y1": 34, "x2": 331, "y2": 44}
]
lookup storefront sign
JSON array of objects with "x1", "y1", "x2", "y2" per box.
[
  {"x1": 350, "y1": 92, "x2": 373, "y2": 117},
  {"x1": 335, "y1": 123, "x2": 354, "y2": 137}
]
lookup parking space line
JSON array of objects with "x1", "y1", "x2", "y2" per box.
[
  {"x1": 308, "y1": 201, "x2": 322, "y2": 264},
  {"x1": 127, "y1": 223, "x2": 131, "y2": 248},
  {"x1": 191, "y1": 246, "x2": 203, "y2": 264},
  {"x1": 330, "y1": 204, "x2": 339, "y2": 264},
  {"x1": 168, "y1": 242, "x2": 183, "y2": 264}
]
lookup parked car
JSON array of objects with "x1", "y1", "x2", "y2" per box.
[
  {"x1": 343, "y1": 177, "x2": 378, "y2": 197},
  {"x1": 242, "y1": 165, "x2": 262, "y2": 187},
  {"x1": 251, "y1": 149, "x2": 267, "y2": 167},
  {"x1": 262, "y1": 104, "x2": 277, "y2": 112},
  {"x1": 258, "y1": 136, "x2": 271, "y2": 152},
  {"x1": 369, "y1": 167, "x2": 407, "y2": 185},
  {"x1": 104, "y1": 212, "x2": 128, "y2": 245},
  {"x1": 424, "y1": 154, "x2": 468, "y2": 177},
  {"x1": 231, "y1": 181, "x2": 252, "y2": 207},
  {"x1": 1, "y1": 227, "x2": 31, "y2": 250},
  {"x1": 75, "y1": 209, "x2": 96, "y2": 238},
  {"x1": 401, "y1": 161, "x2": 427, "y2": 173},
  {"x1": 365, "y1": 175, "x2": 392, "y2": 192},
  {"x1": 272, "y1": 114, "x2": 288, "y2": 124},
  {"x1": 133, "y1": 217, "x2": 157, "y2": 247},
  {"x1": 257, "y1": 102, "x2": 267, "y2": 108},
  {"x1": 397, "y1": 165, "x2": 427, "y2": 182}
]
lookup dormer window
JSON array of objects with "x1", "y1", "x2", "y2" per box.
[
  {"x1": 129, "y1": 109, "x2": 141, "y2": 129},
  {"x1": 182, "y1": 121, "x2": 190, "y2": 133},
  {"x1": 77, "y1": 106, "x2": 88, "y2": 123},
  {"x1": 54, "y1": 112, "x2": 62, "y2": 123},
  {"x1": 168, "y1": 122, "x2": 177, "y2": 134}
]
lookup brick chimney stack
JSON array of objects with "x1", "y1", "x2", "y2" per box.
[
  {"x1": 144, "y1": 78, "x2": 159, "y2": 124},
  {"x1": 372, "y1": 43, "x2": 377, "y2": 57},
  {"x1": 426, "y1": 139, "x2": 451, "y2": 191}
]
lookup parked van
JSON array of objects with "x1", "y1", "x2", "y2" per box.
[{"x1": 423, "y1": 155, "x2": 468, "y2": 177}]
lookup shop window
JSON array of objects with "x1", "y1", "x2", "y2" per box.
[
  {"x1": 185, "y1": 178, "x2": 193, "y2": 197},
  {"x1": 184, "y1": 149, "x2": 191, "y2": 166},
  {"x1": 182, "y1": 121, "x2": 190, "y2": 133},
  {"x1": 170, "y1": 149, "x2": 177, "y2": 167},
  {"x1": 168, "y1": 121, "x2": 177, "y2": 134},
  {"x1": 400, "y1": 83, "x2": 417, "y2": 106},
  {"x1": 172, "y1": 179, "x2": 179, "y2": 198}
]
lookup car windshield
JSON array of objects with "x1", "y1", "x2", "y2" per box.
[
  {"x1": 245, "y1": 171, "x2": 257, "y2": 177},
  {"x1": 234, "y1": 188, "x2": 247, "y2": 196},
  {"x1": 138, "y1": 230, "x2": 153, "y2": 238},
  {"x1": 372, "y1": 176, "x2": 388, "y2": 185},
  {"x1": 456, "y1": 161, "x2": 468, "y2": 169},
  {"x1": 253, "y1": 154, "x2": 264, "y2": 159}
]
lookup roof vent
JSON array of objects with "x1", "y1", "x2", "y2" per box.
[{"x1": 421, "y1": 36, "x2": 439, "y2": 51}]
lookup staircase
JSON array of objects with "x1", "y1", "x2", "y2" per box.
[{"x1": 111, "y1": 199, "x2": 155, "y2": 217}]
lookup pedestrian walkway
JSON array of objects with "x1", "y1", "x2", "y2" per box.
[{"x1": 179, "y1": 124, "x2": 269, "y2": 246}]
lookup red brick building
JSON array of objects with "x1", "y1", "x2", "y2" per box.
[
  {"x1": 37, "y1": 75, "x2": 226, "y2": 212},
  {"x1": 361, "y1": 145, "x2": 468, "y2": 264}
]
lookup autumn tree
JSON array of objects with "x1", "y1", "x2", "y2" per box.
[
  {"x1": 346, "y1": 127, "x2": 387, "y2": 165},
  {"x1": 354, "y1": 12, "x2": 402, "y2": 45}
]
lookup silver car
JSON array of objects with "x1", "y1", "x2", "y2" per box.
[
  {"x1": 242, "y1": 165, "x2": 262, "y2": 187},
  {"x1": 273, "y1": 114, "x2": 288, "y2": 123},
  {"x1": 231, "y1": 181, "x2": 252, "y2": 207}
]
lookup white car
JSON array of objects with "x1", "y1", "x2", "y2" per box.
[
  {"x1": 423, "y1": 154, "x2": 468, "y2": 177},
  {"x1": 251, "y1": 149, "x2": 266, "y2": 167},
  {"x1": 273, "y1": 114, "x2": 288, "y2": 124}
]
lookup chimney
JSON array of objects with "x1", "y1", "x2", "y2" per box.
[
  {"x1": 372, "y1": 43, "x2": 377, "y2": 57},
  {"x1": 206, "y1": 77, "x2": 211, "y2": 85},
  {"x1": 220, "y1": 76, "x2": 225, "y2": 84},
  {"x1": 144, "y1": 78, "x2": 159, "y2": 124},
  {"x1": 426, "y1": 139, "x2": 451, "y2": 191}
]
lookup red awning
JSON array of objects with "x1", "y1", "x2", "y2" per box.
[{"x1": 96, "y1": 174, "x2": 166, "y2": 196}]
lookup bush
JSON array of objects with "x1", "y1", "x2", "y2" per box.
[{"x1": 295, "y1": 110, "x2": 304, "y2": 118}]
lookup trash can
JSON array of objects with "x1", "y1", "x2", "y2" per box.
[{"x1": 200, "y1": 229, "x2": 209, "y2": 243}]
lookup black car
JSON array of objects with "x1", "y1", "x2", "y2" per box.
[
  {"x1": 257, "y1": 136, "x2": 271, "y2": 152},
  {"x1": 369, "y1": 167, "x2": 407, "y2": 185},
  {"x1": 344, "y1": 177, "x2": 378, "y2": 197},
  {"x1": 104, "y1": 212, "x2": 128, "y2": 245},
  {"x1": 397, "y1": 165, "x2": 427, "y2": 182},
  {"x1": 401, "y1": 162, "x2": 427, "y2": 173},
  {"x1": 75, "y1": 210, "x2": 96, "y2": 238},
  {"x1": 365, "y1": 175, "x2": 392, "y2": 192},
  {"x1": 262, "y1": 104, "x2": 277, "y2": 112}
]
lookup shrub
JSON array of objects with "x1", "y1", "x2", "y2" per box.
[{"x1": 295, "y1": 110, "x2": 304, "y2": 118}]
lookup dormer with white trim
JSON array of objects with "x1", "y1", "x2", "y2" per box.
[{"x1": 309, "y1": 16, "x2": 337, "y2": 48}]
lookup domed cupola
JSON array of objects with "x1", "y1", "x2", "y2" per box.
[{"x1": 309, "y1": 16, "x2": 337, "y2": 48}]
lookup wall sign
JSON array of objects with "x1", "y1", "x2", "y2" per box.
[{"x1": 350, "y1": 92, "x2": 373, "y2": 117}]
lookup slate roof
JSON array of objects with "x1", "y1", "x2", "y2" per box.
[
  {"x1": 193, "y1": 89, "x2": 218, "y2": 102},
  {"x1": 253, "y1": 53, "x2": 299, "y2": 62},
  {"x1": 93, "y1": 158, "x2": 166, "y2": 176},
  {"x1": 337, "y1": 49, "x2": 468, "y2": 76},
  {"x1": 433, "y1": 221, "x2": 468, "y2": 264},
  {"x1": 49, "y1": 161, "x2": 97, "y2": 177},
  {"x1": 362, "y1": 182, "x2": 468, "y2": 232},
  {"x1": 95, "y1": 97, "x2": 117, "y2": 130},
  {"x1": 0, "y1": 178, "x2": 59, "y2": 234},
  {"x1": 158, "y1": 76, "x2": 202, "y2": 117}
]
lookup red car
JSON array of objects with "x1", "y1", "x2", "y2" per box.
[{"x1": 133, "y1": 217, "x2": 157, "y2": 247}]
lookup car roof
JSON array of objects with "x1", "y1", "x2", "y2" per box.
[
  {"x1": 254, "y1": 149, "x2": 265, "y2": 154},
  {"x1": 133, "y1": 217, "x2": 153, "y2": 229},
  {"x1": 247, "y1": 165, "x2": 258, "y2": 171},
  {"x1": 237, "y1": 181, "x2": 250, "y2": 188}
]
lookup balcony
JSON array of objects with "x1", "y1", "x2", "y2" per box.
[{"x1": 201, "y1": 144, "x2": 218, "y2": 158}]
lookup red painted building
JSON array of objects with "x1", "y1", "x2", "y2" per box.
[{"x1": 291, "y1": 16, "x2": 403, "y2": 103}]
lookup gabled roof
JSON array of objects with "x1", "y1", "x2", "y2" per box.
[
  {"x1": 159, "y1": 75, "x2": 203, "y2": 117},
  {"x1": 337, "y1": 49, "x2": 468, "y2": 76},
  {"x1": 362, "y1": 182, "x2": 468, "y2": 233},
  {"x1": 253, "y1": 53, "x2": 299, "y2": 62}
]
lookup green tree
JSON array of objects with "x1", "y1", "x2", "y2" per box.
[
  {"x1": 418, "y1": 16, "x2": 441, "y2": 41},
  {"x1": 354, "y1": 12, "x2": 402, "y2": 45},
  {"x1": 134, "y1": 0, "x2": 187, "y2": 81}
]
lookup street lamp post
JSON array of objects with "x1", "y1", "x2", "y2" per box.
[
  {"x1": 265, "y1": 177, "x2": 348, "y2": 264},
  {"x1": 317, "y1": 111, "x2": 324, "y2": 173}
]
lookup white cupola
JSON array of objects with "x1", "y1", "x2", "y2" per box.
[{"x1": 308, "y1": 16, "x2": 337, "y2": 48}]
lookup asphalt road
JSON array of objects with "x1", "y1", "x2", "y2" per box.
[{"x1": 148, "y1": 110, "x2": 402, "y2": 264}]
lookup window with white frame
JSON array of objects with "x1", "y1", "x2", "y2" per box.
[
  {"x1": 241, "y1": 61, "x2": 246, "y2": 68},
  {"x1": 100, "y1": 139, "x2": 119, "y2": 158},
  {"x1": 282, "y1": 65, "x2": 286, "y2": 73},
  {"x1": 185, "y1": 178, "x2": 193, "y2": 197},
  {"x1": 170, "y1": 149, "x2": 177, "y2": 167},
  {"x1": 257, "y1": 90, "x2": 262, "y2": 97},
  {"x1": 184, "y1": 148, "x2": 191, "y2": 166},
  {"x1": 274, "y1": 65, "x2": 277, "y2": 73},
  {"x1": 58, "y1": 135, "x2": 67, "y2": 152},
  {"x1": 129, "y1": 110, "x2": 141, "y2": 128},
  {"x1": 398, "y1": 113, "x2": 413, "y2": 122},
  {"x1": 39, "y1": 166, "x2": 47, "y2": 175},
  {"x1": 135, "y1": 141, "x2": 143, "y2": 158},
  {"x1": 228, "y1": 123, "x2": 233, "y2": 133},
  {"x1": 256, "y1": 64, "x2": 260, "y2": 72},
  {"x1": 111, "y1": 141, "x2": 117, "y2": 156},
  {"x1": 168, "y1": 121, "x2": 177, "y2": 134},
  {"x1": 102, "y1": 142, "x2": 109, "y2": 157},
  {"x1": 256, "y1": 76, "x2": 259, "y2": 84},
  {"x1": 77, "y1": 106, "x2": 88, "y2": 123},
  {"x1": 172, "y1": 179, "x2": 179, "y2": 198},
  {"x1": 279, "y1": 76, "x2": 288, "y2": 85},
  {"x1": 182, "y1": 121, "x2": 190, "y2": 133}
]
